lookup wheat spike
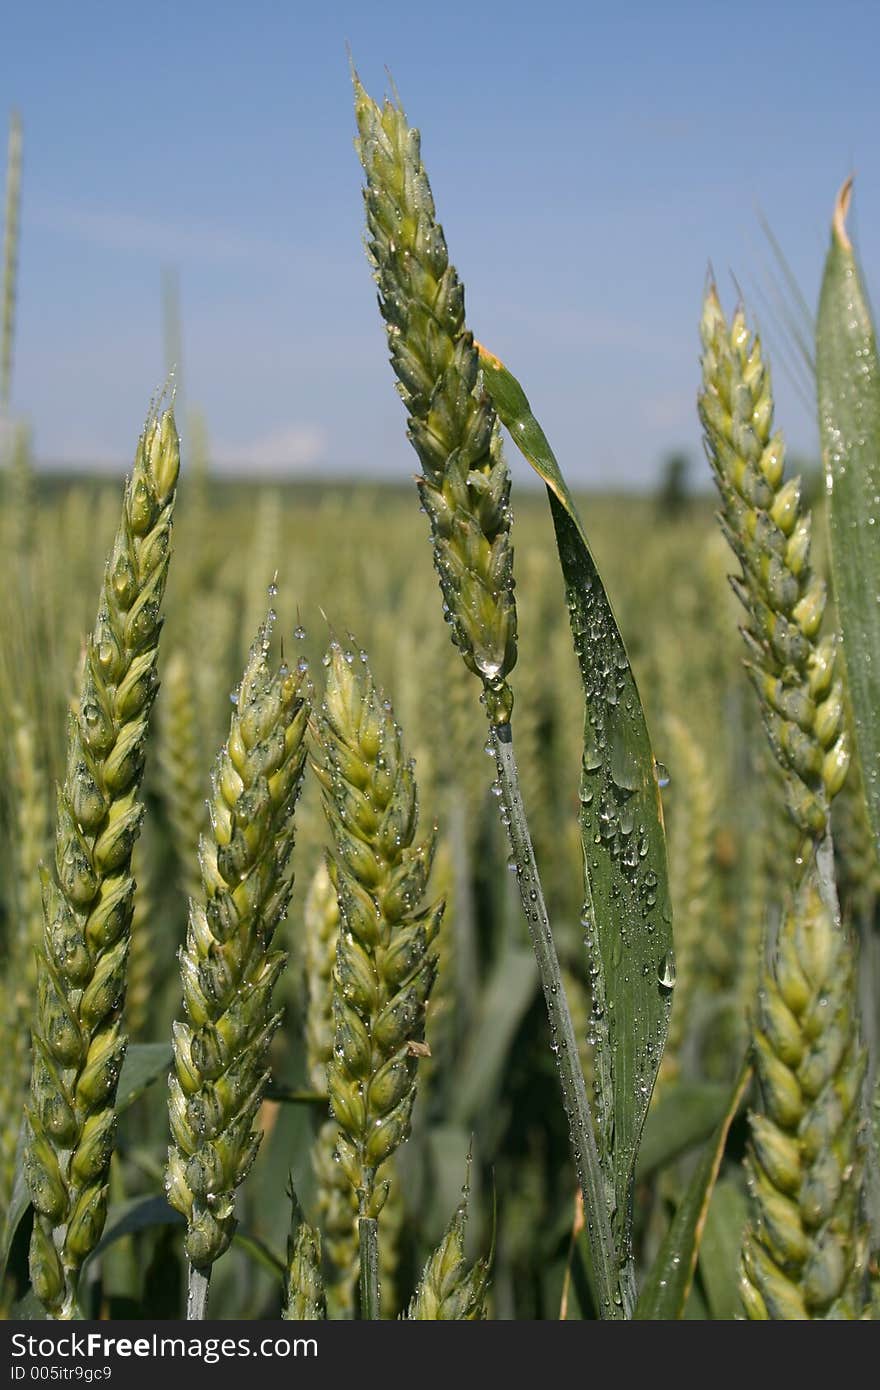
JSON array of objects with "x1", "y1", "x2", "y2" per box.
[
  {"x1": 313, "y1": 638, "x2": 441, "y2": 1219},
  {"x1": 165, "y1": 614, "x2": 309, "y2": 1277},
  {"x1": 353, "y1": 76, "x2": 517, "y2": 726},
  {"x1": 26, "y1": 406, "x2": 179, "y2": 1318}
]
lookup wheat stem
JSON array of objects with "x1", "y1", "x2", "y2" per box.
[
  {"x1": 353, "y1": 71, "x2": 620, "y2": 1314},
  {"x1": 186, "y1": 1264, "x2": 210, "y2": 1321},
  {"x1": 492, "y1": 723, "x2": 622, "y2": 1316},
  {"x1": 358, "y1": 1216, "x2": 379, "y2": 1320}
]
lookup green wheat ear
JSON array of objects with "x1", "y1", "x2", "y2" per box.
[
  {"x1": 0, "y1": 707, "x2": 50, "y2": 1209},
  {"x1": 698, "y1": 284, "x2": 848, "y2": 839},
  {"x1": 282, "y1": 1189, "x2": 326, "y2": 1321},
  {"x1": 165, "y1": 612, "x2": 309, "y2": 1284},
  {"x1": 739, "y1": 859, "x2": 869, "y2": 1318},
  {"x1": 313, "y1": 637, "x2": 441, "y2": 1219},
  {"x1": 156, "y1": 647, "x2": 206, "y2": 904},
  {"x1": 353, "y1": 74, "x2": 517, "y2": 726},
  {"x1": 26, "y1": 405, "x2": 179, "y2": 1319},
  {"x1": 699, "y1": 286, "x2": 871, "y2": 1318},
  {"x1": 407, "y1": 1164, "x2": 491, "y2": 1319}
]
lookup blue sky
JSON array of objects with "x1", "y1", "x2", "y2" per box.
[{"x1": 1, "y1": 0, "x2": 878, "y2": 488}]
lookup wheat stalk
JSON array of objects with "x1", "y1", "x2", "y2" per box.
[
  {"x1": 25, "y1": 405, "x2": 179, "y2": 1318},
  {"x1": 353, "y1": 72, "x2": 622, "y2": 1315}
]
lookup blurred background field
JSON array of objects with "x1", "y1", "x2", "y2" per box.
[{"x1": 4, "y1": 457, "x2": 868, "y2": 1319}]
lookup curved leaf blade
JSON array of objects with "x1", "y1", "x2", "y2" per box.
[
  {"x1": 635, "y1": 1082, "x2": 731, "y2": 1182},
  {"x1": 114, "y1": 1042, "x2": 173, "y2": 1111},
  {"x1": 91, "y1": 1194, "x2": 183, "y2": 1260},
  {"x1": 816, "y1": 179, "x2": 880, "y2": 855},
  {"x1": 0, "y1": 1118, "x2": 28, "y2": 1276},
  {"x1": 92, "y1": 1194, "x2": 285, "y2": 1279},
  {"x1": 451, "y1": 947, "x2": 538, "y2": 1125},
  {"x1": 634, "y1": 1061, "x2": 751, "y2": 1320},
  {"x1": 699, "y1": 1177, "x2": 749, "y2": 1321},
  {"x1": 480, "y1": 346, "x2": 674, "y2": 1260}
]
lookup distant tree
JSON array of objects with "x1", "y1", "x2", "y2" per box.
[{"x1": 656, "y1": 451, "x2": 691, "y2": 516}]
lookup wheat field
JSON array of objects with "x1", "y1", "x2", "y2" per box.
[{"x1": 0, "y1": 80, "x2": 878, "y2": 1322}]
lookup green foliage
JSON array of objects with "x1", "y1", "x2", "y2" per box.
[
  {"x1": 817, "y1": 180, "x2": 880, "y2": 860},
  {"x1": 482, "y1": 350, "x2": 675, "y2": 1297},
  {"x1": 634, "y1": 1064, "x2": 750, "y2": 1319}
]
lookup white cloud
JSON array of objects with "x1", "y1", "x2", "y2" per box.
[{"x1": 213, "y1": 422, "x2": 328, "y2": 475}]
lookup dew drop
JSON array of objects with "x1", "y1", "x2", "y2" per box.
[{"x1": 657, "y1": 950, "x2": 676, "y2": 990}]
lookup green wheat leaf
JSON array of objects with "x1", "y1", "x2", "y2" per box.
[
  {"x1": 450, "y1": 947, "x2": 538, "y2": 1126},
  {"x1": 113, "y1": 1043, "x2": 173, "y2": 1111},
  {"x1": 480, "y1": 346, "x2": 674, "y2": 1266},
  {"x1": 699, "y1": 1178, "x2": 749, "y2": 1321},
  {"x1": 635, "y1": 1082, "x2": 731, "y2": 1182},
  {"x1": 634, "y1": 1061, "x2": 751, "y2": 1319},
  {"x1": 816, "y1": 178, "x2": 880, "y2": 856}
]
